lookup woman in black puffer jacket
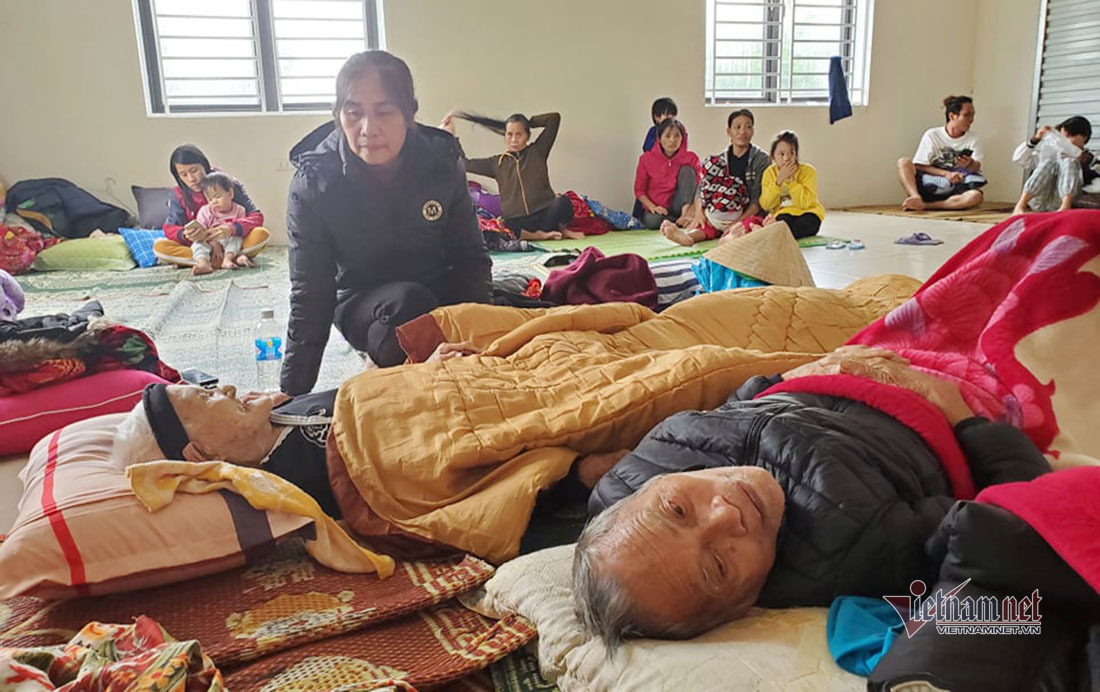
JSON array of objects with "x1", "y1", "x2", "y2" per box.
[{"x1": 282, "y1": 51, "x2": 491, "y2": 395}]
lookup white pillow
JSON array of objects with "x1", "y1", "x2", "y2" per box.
[{"x1": 464, "y1": 544, "x2": 863, "y2": 692}]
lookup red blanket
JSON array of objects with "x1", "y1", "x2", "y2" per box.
[
  {"x1": 848, "y1": 210, "x2": 1100, "y2": 458},
  {"x1": 978, "y1": 466, "x2": 1100, "y2": 594}
]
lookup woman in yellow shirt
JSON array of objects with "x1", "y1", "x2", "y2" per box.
[{"x1": 759, "y1": 131, "x2": 825, "y2": 239}]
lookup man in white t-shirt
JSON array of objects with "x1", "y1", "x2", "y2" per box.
[{"x1": 897, "y1": 96, "x2": 986, "y2": 211}]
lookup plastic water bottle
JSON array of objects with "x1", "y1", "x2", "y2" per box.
[{"x1": 255, "y1": 308, "x2": 283, "y2": 391}]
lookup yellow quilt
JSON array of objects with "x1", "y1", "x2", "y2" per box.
[{"x1": 333, "y1": 275, "x2": 920, "y2": 563}]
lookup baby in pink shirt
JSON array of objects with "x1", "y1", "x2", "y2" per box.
[{"x1": 193, "y1": 172, "x2": 254, "y2": 275}]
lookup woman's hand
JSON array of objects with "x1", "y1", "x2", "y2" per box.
[
  {"x1": 1033, "y1": 124, "x2": 1052, "y2": 142},
  {"x1": 676, "y1": 204, "x2": 694, "y2": 227},
  {"x1": 426, "y1": 341, "x2": 480, "y2": 363},
  {"x1": 784, "y1": 345, "x2": 974, "y2": 424},
  {"x1": 440, "y1": 112, "x2": 456, "y2": 135},
  {"x1": 762, "y1": 213, "x2": 778, "y2": 226},
  {"x1": 576, "y1": 449, "x2": 632, "y2": 489},
  {"x1": 182, "y1": 221, "x2": 207, "y2": 243},
  {"x1": 784, "y1": 345, "x2": 911, "y2": 381},
  {"x1": 652, "y1": 205, "x2": 669, "y2": 216}
]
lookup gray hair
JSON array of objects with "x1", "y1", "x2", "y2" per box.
[
  {"x1": 572, "y1": 496, "x2": 642, "y2": 652},
  {"x1": 573, "y1": 481, "x2": 750, "y2": 650},
  {"x1": 111, "y1": 401, "x2": 164, "y2": 467}
]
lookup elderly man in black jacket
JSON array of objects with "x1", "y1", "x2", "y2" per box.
[{"x1": 573, "y1": 346, "x2": 1052, "y2": 647}]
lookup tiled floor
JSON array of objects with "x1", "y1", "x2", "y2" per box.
[
  {"x1": 806, "y1": 211, "x2": 991, "y2": 289},
  {"x1": 0, "y1": 212, "x2": 995, "y2": 534}
]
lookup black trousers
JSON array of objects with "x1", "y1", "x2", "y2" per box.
[
  {"x1": 504, "y1": 195, "x2": 574, "y2": 232},
  {"x1": 776, "y1": 212, "x2": 821, "y2": 239},
  {"x1": 334, "y1": 281, "x2": 439, "y2": 367}
]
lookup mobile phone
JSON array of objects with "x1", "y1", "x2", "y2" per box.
[
  {"x1": 958, "y1": 148, "x2": 973, "y2": 157},
  {"x1": 180, "y1": 368, "x2": 219, "y2": 388}
]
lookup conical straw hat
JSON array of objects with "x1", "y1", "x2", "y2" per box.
[{"x1": 702, "y1": 221, "x2": 815, "y2": 287}]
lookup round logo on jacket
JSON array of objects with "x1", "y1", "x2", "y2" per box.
[{"x1": 422, "y1": 200, "x2": 443, "y2": 222}]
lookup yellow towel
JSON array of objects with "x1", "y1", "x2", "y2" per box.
[{"x1": 127, "y1": 460, "x2": 394, "y2": 578}]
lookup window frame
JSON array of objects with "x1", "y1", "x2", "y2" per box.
[
  {"x1": 133, "y1": 0, "x2": 382, "y2": 115},
  {"x1": 704, "y1": 0, "x2": 873, "y2": 108}
]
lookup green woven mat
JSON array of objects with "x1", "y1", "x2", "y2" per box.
[
  {"x1": 529, "y1": 230, "x2": 847, "y2": 259},
  {"x1": 531, "y1": 230, "x2": 719, "y2": 260},
  {"x1": 491, "y1": 647, "x2": 559, "y2": 692}
]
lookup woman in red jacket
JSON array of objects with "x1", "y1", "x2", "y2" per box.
[
  {"x1": 153, "y1": 144, "x2": 270, "y2": 268},
  {"x1": 634, "y1": 119, "x2": 701, "y2": 230}
]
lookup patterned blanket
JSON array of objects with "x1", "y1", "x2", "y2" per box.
[
  {"x1": 849, "y1": 210, "x2": 1100, "y2": 466},
  {"x1": 0, "y1": 616, "x2": 223, "y2": 692},
  {"x1": 0, "y1": 540, "x2": 535, "y2": 691}
]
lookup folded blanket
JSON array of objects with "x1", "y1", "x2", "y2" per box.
[
  {"x1": 127, "y1": 460, "x2": 394, "y2": 576},
  {"x1": 849, "y1": 210, "x2": 1100, "y2": 466},
  {"x1": 333, "y1": 275, "x2": 920, "y2": 562}
]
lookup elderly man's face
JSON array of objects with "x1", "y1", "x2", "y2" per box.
[
  {"x1": 602, "y1": 466, "x2": 785, "y2": 634},
  {"x1": 166, "y1": 384, "x2": 278, "y2": 463}
]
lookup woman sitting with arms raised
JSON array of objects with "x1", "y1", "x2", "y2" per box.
[
  {"x1": 155, "y1": 144, "x2": 270, "y2": 273},
  {"x1": 281, "y1": 51, "x2": 491, "y2": 395},
  {"x1": 441, "y1": 110, "x2": 584, "y2": 241}
]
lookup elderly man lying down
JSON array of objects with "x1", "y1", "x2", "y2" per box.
[
  {"x1": 574, "y1": 347, "x2": 1049, "y2": 642},
  {"x1": 574, "y1": 211, "x2": 1100, "y2": 660}
]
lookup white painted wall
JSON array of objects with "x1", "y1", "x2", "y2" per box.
[
  {"x1": 0, "y1": 0, "x2": 1040, "y2": 244},
  {"x1": 972, "y1": 0, "x2": 1044, "y2": 203}
]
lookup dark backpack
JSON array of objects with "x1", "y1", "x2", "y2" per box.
[{"x1": 7, "y1": 178, "x2": 132, "y2": 238}]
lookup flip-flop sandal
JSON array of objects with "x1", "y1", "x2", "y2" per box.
[
  {"x1": 848, "y1": 239, "x2": 866, "y2": 250},
  {"x1": 826, "y1": 240, "x2": 847, "y2": 250},
  {"x1": 895, "y1": 232, "x2": 944, "y2": 246}
]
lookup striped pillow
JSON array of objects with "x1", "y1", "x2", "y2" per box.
[{"x1": 0, "y1": 413, "x2": 311, "y2": 599}]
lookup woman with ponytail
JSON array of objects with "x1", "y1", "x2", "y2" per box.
[{"x1": 441, "y1": 111, "x2": 583, "y2": 240}]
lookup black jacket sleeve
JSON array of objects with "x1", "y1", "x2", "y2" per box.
[
  {"x1": 953, "y1": 417, "x2": 1051, "y2": 490},
  {"x1": 281, "y1": 176, "x2": 337, "y2": 395},
  {"x1": 870, "y1": 501, "x2": 1100, "y2": 692},
  {"x1": 441, "y1": 163, "x2": 492, "y2": 304}
]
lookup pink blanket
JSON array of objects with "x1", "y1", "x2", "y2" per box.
[{"x1": 849, "y1": 210, "x2": 1100, "y2": 462}]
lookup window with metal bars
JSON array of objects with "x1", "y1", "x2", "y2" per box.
[
  {"x1": 134, "y1": 0, "x2": 382, "y2": 114},
  {"x1": 704, "y1": 0, "x2": 872, "y2": 106}
]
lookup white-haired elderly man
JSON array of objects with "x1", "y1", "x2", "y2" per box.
[{"x1": 571, "y1": 348, "x2": 1052, "y2": 650}]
